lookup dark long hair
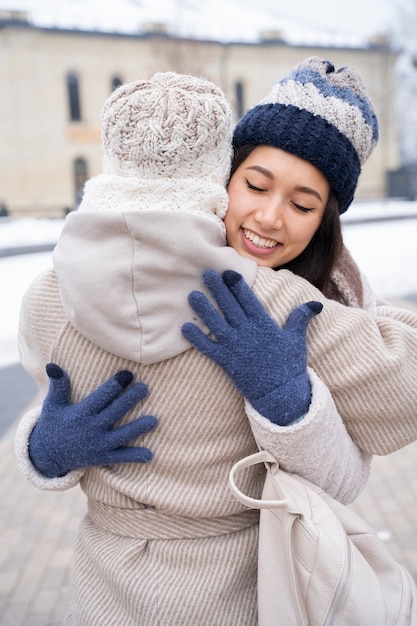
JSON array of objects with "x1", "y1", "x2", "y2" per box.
[{"x1": 229, "y1": 145, "x2": 343, "y2": 291}]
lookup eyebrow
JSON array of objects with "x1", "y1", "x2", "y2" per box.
[{"x1": 245, "y1": 165, "x2": 324, "y2": 202}]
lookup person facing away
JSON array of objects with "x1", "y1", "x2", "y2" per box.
[{"x1": 15, "y1": 69, "x2": 373, "y2": 625}]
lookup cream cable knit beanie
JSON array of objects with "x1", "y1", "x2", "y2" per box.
[
  {"x1": 77, "y1": 72, "x2": 233, "y2": 225},
  {"x1": 101, "y1": 71, "x2": 233, "y2": 186}
]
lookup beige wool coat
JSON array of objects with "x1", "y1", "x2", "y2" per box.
[{"x1": 15, "y1": 205, "x2": 417, "y2": 625}]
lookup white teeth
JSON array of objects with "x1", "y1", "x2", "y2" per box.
[{"x1": 243, "y1": 229, "x2": 278, "y2": 249}]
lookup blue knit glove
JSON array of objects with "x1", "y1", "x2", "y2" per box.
[
  {"x1": 182, "y1": 270, "x2": 323, "y2": 426},
  {"x1": 29, "y1": 363, "x2": 158, "y2": 478}
]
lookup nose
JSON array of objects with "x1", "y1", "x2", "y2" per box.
[{"x1": 255, "y1": 200, "x2": 284, "y2": 230}]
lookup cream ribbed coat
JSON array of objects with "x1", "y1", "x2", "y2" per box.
[{"x1": 15, "y1": 205, "x2": 417, "y2": 625}]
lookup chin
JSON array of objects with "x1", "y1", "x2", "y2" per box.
[{"x1": 253, "y1": 257, "x2": 277, "y2": 268}]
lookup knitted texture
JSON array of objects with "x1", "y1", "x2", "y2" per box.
[
  {"x1": 233, "y1": 56, "x2": 379, "y2": 213},
  {"x1": 182, "y1": 270, "x2": 323, "y2": 425},
  {"x1": 101, "y1": 72, "x2": 233, "y2": 188},
  {"x1": 78, "y1": 72, "x2": 232, "y2": 226},
  {"x1": 76, "y1": 174, "x2": 230, "y2": 229},
  {"x1": 29, "y1": 364, "x2": 157, "y2": 477}
]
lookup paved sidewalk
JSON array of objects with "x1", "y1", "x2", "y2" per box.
[{"x1": 0, "y1": 419, "x2": 86, "y2": 626}]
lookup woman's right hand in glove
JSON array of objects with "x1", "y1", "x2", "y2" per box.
[{"x1": 29, "y1": 363, "x2": 158, "y2": 478}]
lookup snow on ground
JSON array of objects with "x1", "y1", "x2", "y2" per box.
[
  {"x1": 341, "y1": 206, "x2": 417, "y2": 300},
  {"x1": 0, "y1": 217, "x2": 64, "y2": 250},
  {"x1": 0, "y1": 217, "x2": 65, "y2": 368},
  {"x1": 1, "y1": 201, "x2": 417, "y2": 369},
  {"x1": 1, "y1": 251, "x2": 55, "y2": 368}
]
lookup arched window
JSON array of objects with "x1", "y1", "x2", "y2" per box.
[
  {"x1": 111, "y1": 75, "x2": 123, "y2": 91},
  {"x1": 67, "y1": 73, "x2": 81, "y2": 121},
  {"x1": 73, "y1": 158, "x2": 88, "y2": 208},
  {"x1": 235, "y1": 81, "x2": 245, "y2": 119}
]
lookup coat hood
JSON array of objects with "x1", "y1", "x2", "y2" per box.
[{"x1": 53, "y1": 209, "x2": 257, "y2": 364}]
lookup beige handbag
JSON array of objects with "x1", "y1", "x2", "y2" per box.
[{"x1": 229, "y1": 450, "x2": 417, "y2": 625}]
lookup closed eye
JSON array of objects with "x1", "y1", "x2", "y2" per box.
[
  {"x1": 292, "y1": 202, "x2": 314, "y2": 213},
  {"x1": 245, "y1": 178, "x2": 266, "y2": 192}
]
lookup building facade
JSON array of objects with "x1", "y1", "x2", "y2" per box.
[{"x1": 0, "y1": 11, "x2": 398, "y2": 217}]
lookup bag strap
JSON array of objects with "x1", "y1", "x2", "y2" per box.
[
  {"x1": 229, "y1": 449, "x2": 291, "y2": 509},
  {"x1": 229, "y1": 450, "x2": 309, "y2": 626}
]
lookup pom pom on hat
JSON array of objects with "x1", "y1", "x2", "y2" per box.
[
  {"x1": 101, "y1": 72, "x2": 233, "y2": 187},
  {"x1": 233, "y1": 56, "x2": 379, "y2": 213}
]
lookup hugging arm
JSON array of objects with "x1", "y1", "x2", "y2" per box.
[
  {"x1": 183, "y1": 268, "x2": 417, "y2": 455},
  {"x1": 182, "y1": 270, "x2": 372, "y2": 504}
]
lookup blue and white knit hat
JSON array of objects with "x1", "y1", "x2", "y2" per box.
[{"x1": 233, "y1": 56, "x2": 379, "y2": 213}]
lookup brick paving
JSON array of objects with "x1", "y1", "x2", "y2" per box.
[
  {"x1": 1, "y1": 298, "x2": 417, "y2": 624},
  {"x1": 0, "y1": 420, "x2": 86, "y2": 626}
]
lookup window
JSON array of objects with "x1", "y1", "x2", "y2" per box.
[
  {"x1": 112, "y1": 76, "x2": 123, "y2": 91},
  {"x1": 73, "y1": 158, "x2": 88, "y2": 208},
  {"x1": 235, "y1": 81, "x2": 245, "y2": 119},
  {"x1": 67, "y1": 73, "x2": 81, "y2": 121}
]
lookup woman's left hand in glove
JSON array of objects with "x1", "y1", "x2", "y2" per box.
[{"x1": 182, "y1": 270, "x2": 322, "y2": 426}]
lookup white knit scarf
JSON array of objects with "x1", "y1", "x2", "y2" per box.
[{"x1": 78, "y1": 174, "x2": 228, "y2": 236}]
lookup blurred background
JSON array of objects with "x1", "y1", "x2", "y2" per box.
[{"x1": 0, "y1": 0, "x2": 417, "y2": 216}]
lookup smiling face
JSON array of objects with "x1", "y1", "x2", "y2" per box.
[{"x1": 225, "y1": 145, "x2": 330, "y2": 268}]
